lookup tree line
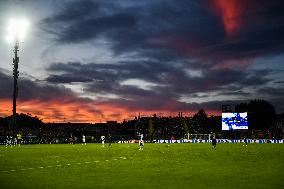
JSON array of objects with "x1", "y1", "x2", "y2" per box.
[{"x1": 0, "y1": 99, "x2": 283, "y2": 140}]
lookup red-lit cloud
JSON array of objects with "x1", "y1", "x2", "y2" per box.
[
  {"x1": 211, "y1": 59, "x2": 254, "y2": 70},
  {"x1": 212, "y1": 0, "x2": 244, "y2": 36}
]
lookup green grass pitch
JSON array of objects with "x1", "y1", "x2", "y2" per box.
[{"x1": 0, "y1": 143, "x2": 283, "y2": 189}]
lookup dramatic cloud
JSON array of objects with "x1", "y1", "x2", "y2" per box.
[
  {"x1": 0, "y1": 69, "x2": 104, "y2": 122},
  {"x1": 42, "y1": 0, "x2": 136, "y2": 43},
  {"x1": 44, "y1": 61, "x2": 278, "y2": 114},
  {"x1": 0, "y1": 0, "x2": 283, "y2": 122},
  {"x1": 210, "y1": 0, "x2": 245, "y2": 36},
  {"x1": 41, "y1": 0, "x2": 284, "y2": 62}
]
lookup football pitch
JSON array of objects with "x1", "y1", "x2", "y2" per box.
[{"x1": 0, "y1": 143, "x2": 283, "y2": 189}]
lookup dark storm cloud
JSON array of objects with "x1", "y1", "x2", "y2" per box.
[
  {"x1": 44, "y1": 0, "x2": 99, "y2": 23},
  {"x1": 45, "y1": 61, "x2": 274, "y2": 113},
  {"x1": 97, "y1": 97, "x2": 251, "y2": 113},
  {"x1": 41, "y1": 0, "x2": 220, "y2": 59},
  {"x1": 256, "y1": 87, "x2": 284, "y2": 113},
  {"x1": 19, "y1": 79, "x2": 74, "y2": 102},
  {"x1": 235, "y1": 70, "x2": 272, "y2": 87},
  {"x1": 42, "y1": 0, "x2": 136, "y2": 43},
  {"x1": 220, "y1": 90, "x2": 250, "y2": 97},
  {"x1": 58, "y1": 13, "x2": 136, "y2": 43},
  {"x1": 0, "y1": 69, "x2": 75, "y2": 102},
  {"x1": 257, "y1": 87, "x2": 284, "y2": 99},
  {"x1": 0, "y1": 70, "x2": 12, "y2": 98},
  {"x1": 46, "y1": 74, "x2": 93, "y2": 84},
  {"x1": 47, "y1": 61, "x2": 172, "y2": 84},
  {"x1": 40, "y1": 0, "x2": 284, "y2": 114},
  {"x1": 41, "y1": 0, "x2": 284, "y2": 61}
]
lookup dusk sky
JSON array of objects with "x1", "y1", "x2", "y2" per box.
[{"x1": 0, "y1": 0, "x2": 283, "y2": 123}]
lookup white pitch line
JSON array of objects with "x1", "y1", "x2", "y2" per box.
[{"x1": 0, "y1": 157, "x2": 125, "y2": 174}]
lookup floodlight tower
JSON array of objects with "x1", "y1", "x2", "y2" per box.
[
  {"x1": 6, "y1": 18, "x2": 29, "y2": 128},
  {"x1": 12, "y1": 37, "x2": 19, "y2": 128}
]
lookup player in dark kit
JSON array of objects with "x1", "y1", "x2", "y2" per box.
[
  {"x1": 108, "y1": 133, "x2": 112, "y2": 147},
  {"x1": 243, "y1": 137, "x2": 248, "y2": 146},
  {"x1": 212, "y1": 137, "x2": 217, "y2": 150}
]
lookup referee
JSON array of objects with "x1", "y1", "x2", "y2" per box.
[{"x1": 17, "y1": 133, "x2": 22, "y2": 146}]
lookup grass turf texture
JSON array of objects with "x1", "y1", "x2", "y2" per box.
[{"x1": 0, "y1": 143, "x2": 283, "y2": 189}]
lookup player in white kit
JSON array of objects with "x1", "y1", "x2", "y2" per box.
[
  {"x1": 6, "y1": 135, "x2": 13, "y2": 147},
  {"x1": 101, "y1": 136, "x2": 105, "y2": 147},
  {"x1": 82, "y1": 135, "x2": 86, "y2": 145},
  {"x1": 138, "y1": 134, "x2": 144, "y2": 150}
]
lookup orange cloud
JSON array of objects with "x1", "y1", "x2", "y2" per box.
[
  {"x1": 0, "y1": 98, "x2": 121, "y2": 123},
  {"x1": 0, "y1": 98, "x2": 218, "y2": 123}
]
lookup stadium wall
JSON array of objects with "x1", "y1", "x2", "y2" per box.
[{"x1": 154, "y1": 139, "x2": 283, "y2": 144}]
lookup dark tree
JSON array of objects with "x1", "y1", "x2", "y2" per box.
[
  {"x1": 0, "y1": 113, "x2": 44, "y2": 134},
  {"x1": 236, "y1": 100, "x2": 276, "y2": 130},
  {"x1": 192, "y1": 109, "x2": 209, "y2": 134},
  {"x1": 235, "y1": 103, "x2": 248, "y2": 113},
  {"x1": 270, "y1": 113, "x2": 284, "y2": 139},
  {"x1": 208, "y1": 115, "x2": 221, "y2": 132}
]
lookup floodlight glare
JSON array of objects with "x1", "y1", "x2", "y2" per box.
[{"x1": 6, "y1": 18, "x2": 29, "y2": 43}]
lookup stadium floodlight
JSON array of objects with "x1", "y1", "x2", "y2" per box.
[
  {"x1": 6, "y1": 18, "x2": 29, "y2": 43},
  {"x1": 6, "y1": 17, "x2": 29, "y2": 129}
]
